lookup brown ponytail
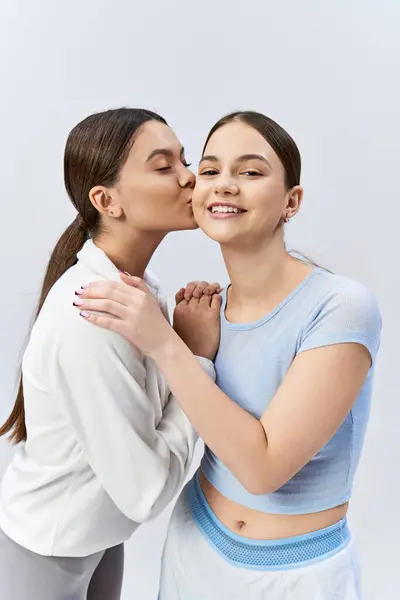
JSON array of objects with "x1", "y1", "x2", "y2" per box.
[
  {"x1": 0, "y1": 107, "x2": 167, "y2": 444},
  {"x1": 0, "y1": 218, "x2": 88, "y2": 443}
]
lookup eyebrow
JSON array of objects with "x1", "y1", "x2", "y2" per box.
[
  {"x1": 146, "y1": 147, "x2": 185, "y2": 162},
  {"x1": 199, "y1": 153, "x2": 272, "y2": 168}
]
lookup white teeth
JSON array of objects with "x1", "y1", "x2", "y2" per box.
[{"x1": 210, "y1": 206, "x2": 242, "y2": 214}]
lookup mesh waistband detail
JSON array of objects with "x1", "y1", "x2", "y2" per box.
[{"x1": 187, "y1": 474, "x2": 350, "y2": 570}]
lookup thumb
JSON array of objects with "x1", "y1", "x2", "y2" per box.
[
  {"x1": 120, "y1": 273, "x2": 150, "y2": 295},
  {"x1": 211, "y1": 293, "x2": 223, "y2": 310},
  {"x1": 175, "y1": 288, "x2": 185, "y2": 305}
]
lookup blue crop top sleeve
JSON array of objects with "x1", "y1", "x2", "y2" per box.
[{"x1": 297, "y1": 283, "x2": 382, "y2": 364}]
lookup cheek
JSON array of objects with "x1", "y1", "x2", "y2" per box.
[
  {"x1": 147, "y1": 175, "x2": 178, "y2": 195},
  {"x1": 192, "y1": 182, "x2": 209, "y2": 209},
  {"x1": 249, "y1": 181, "x2": 286, "y2": 214},
  {"x1": 126, "y1": 175, "x2": 181, "y2": 208},
  {"x1": 191, "y1": 189, "x2": 209, "y2": 223},
  {"x1": 191, "y1": 204, "x2": 204, "y2": 225}
]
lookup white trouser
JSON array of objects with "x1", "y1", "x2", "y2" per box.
[{"x1": 159, "y1": 481, "x2": 362, "y2": 600}]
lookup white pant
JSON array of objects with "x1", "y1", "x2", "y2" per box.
[{"x1": 159, "y1": 485, "x2": 362, "y2": 600}]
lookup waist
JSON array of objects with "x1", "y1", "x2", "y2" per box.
[
  {"x1": 189, "y1": 474, "x2": 351, "y2": 570},
  {"x1": 199, "y1": 470, "x2": 349, "y2": 540}
]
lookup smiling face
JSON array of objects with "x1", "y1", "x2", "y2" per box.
[{"x1": 192, "y1": 118, "x2": 303, "y2": 247}]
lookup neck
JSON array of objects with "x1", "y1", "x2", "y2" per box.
[
  {"x1": 221, "y1": 231, "x2": 311, "y2": 308},
  {"x1": 94, "y1": 226, "x2": 165, "y2": 278}
]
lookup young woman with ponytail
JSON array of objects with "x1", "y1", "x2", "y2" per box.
[{"x1": 0, "y1": 107, "x2": 220, "y2": 599}]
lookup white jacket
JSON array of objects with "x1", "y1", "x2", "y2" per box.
[{"x1": 0, "y1": 240, "x2": 215, "y2": 556}]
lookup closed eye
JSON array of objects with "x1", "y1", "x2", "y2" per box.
[{"x1": 157, "y1": 160, "x2": 192, "y2": 172}]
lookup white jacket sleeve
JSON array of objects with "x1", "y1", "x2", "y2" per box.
[{"x1": 51, "y1": 316, "x2": 215, "y2": 523}]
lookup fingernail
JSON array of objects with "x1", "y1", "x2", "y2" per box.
[
  {"x1": 119, "y1": 269, "x2": 131, "y2": 276},
  {"x1": 73, "y1": 299, "x2": 83, "y2": 306},
  {"x1": 75, "y1": 289, "x2": 83, "y2": 295},
  {"x1": 81, "y1": 284, "x2": 89, "y2": 289},
  {"x1": 80, "y1": 311, "x2": 90, "y2": 318}
]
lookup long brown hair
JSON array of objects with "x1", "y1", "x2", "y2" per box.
[{"x1": 0, "y1": 107, "x2": 167, "y2": 444}]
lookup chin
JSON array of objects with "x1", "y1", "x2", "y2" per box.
[
  {"x1": 195, "y1": 220, "x2": 240, "y2": 244},
  {"x1": 198, "y1": 229, "x2": 236, "y2": 245},
  {"x1": 173, "y1": 217, "x2": 199, "y2": 232}
]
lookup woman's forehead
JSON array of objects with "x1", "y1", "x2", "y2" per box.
[{"x1": 204, "y1": 122, "x2": 277, "y2": 163}]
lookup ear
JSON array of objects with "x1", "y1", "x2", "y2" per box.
[
  {"x1": 284, "y1": 185, "x2": 303, "y2": 220},
  {"x1": 89, "y1": 186, "x2": 124, "y2": 219}
]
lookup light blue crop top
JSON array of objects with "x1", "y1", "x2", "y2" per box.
[{"x1": 200, "y1": 268, "x2": 382, "y2": 514}]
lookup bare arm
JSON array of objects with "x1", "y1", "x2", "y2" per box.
[
  {"x1": 150, "y1": 334, "x2": 371, "y2": 494},
  {"x1": 75, "y1": 276, "x2": 380, "y2": 495}
]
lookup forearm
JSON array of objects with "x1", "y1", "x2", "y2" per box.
[{"x1": 151, "y1": 333, "x2": 269, "y2": 494}]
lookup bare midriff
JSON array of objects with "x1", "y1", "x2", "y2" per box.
[{"x1": 199, "y1": 471, "x2": 349, "y2": 540}]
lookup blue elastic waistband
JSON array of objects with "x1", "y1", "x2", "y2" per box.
[{"x1": 187, "y1": 474, "x2": 350, "y2": 571}]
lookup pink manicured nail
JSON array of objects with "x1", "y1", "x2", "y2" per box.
[
  {"x1": 80, "y1": 284, "x2": 89, "y2": 289},
  {"x1": 75, "y1": 289, "x2": 83, "y2": 295},
  {"x1": 73, "y1": 299, "x2": 83, "y2": 306},
  {"x1": 80, "y1": 311, "x2": 90, "y2": 318}
]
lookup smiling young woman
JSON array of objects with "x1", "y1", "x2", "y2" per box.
[{"x1": 72, "y1": 111, "x2": 381, "y2": 600}]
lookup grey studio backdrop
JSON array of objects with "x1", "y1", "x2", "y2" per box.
[{"x1": 0, "y1": 1, "x2": 398, "y2": 599}]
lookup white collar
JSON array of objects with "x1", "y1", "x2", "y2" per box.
[{"x1": 77, "y1": 239, "x2": 160, "y2": 293}]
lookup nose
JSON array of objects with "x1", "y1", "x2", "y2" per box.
[
  {"x1": 179, "y1": 166, "x2": 196, "y2": 190},
  {"x1": 213, "y1": 175, "x2": 239, "y2": 196}
]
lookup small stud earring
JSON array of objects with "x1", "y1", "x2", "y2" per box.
[
  {"x1": 109, "y1": 210, "x2": 114, "y2": 217},
  {"x1": 283, "y1": 212, "x2": 290, "y2": 223}
]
